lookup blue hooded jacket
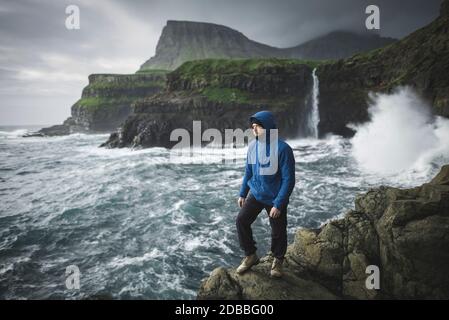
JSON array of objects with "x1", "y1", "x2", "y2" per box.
[{"x1": 239, "y1": 111, "x2": 296, "y2": 210}]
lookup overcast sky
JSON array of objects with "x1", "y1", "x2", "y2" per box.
[{"x1": 0, "y1": 0, "x2": 442, "y2": 126}]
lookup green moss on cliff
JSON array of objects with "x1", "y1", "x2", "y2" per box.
[
  {"x1": 175, "y1": 58, "x2": 324, "y2": 78},
  {"x1": 87, "y1": 80, "x2": 165, "y2": 90},
  {"x1": 87, "y1": 72, "x2": 167, "y2": 90},
  {"x1": 200, "y1": 87, "x2": 250, "y2": 103},
  {"x1": 135, "y1": 69, "x2": 170, "y2": 75},
  {"x1": 75, "y1": 97, "x2": 137, "y2": 111},
  {"x1": 76, "y1": 72, "x2": 167, "y2": 112},
  {"x1": 198, "y1": 87, "x2": 299, "y2": 107}
]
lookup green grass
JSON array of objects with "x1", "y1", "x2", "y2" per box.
[
  {"x1": 173, "y1": 58, "x2": 326, "y2": 78},
  {"x1": 135, "y1": 69, "x2": 171, "y2": 75},
  {"x1": 87, "y1": 72, "x2": 167, "y2": 90},
  {"x1": 75, "y1": 97, "x2": 137, "y2": 111},
  {"x1": 200, "y1": 87, "x2": 250, "y2": 103},
  {"x1": 87, "y1": 80, "x2": 165, "y2": 90},
  {"x1": 199, "y1": 86, "x2": 300, "y2": 107}
]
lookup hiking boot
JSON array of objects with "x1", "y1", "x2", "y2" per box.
[
  {"x1": 270, "y1": 258, "x2": 284, "y2": 278},
  {"x1": 236, "y1": 253, "x2": 259, "y2": 274}
]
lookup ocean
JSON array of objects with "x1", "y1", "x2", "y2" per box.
[{"x1": 1, "y1": 120, "x2": 446, "y2": 299}]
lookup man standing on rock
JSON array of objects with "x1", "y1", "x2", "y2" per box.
[{"x1": 236, "y1": 110, "x2": 296, "y2": 278}]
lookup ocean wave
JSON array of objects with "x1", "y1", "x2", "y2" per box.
[
  {"x1": 109, "y1": 249, "x2": 163, "y2": 268},
  {"x1": 0, "y1": 129, "x2": 29, "y2": 138}
]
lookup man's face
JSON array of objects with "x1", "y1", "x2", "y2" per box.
[{"x1": 251, "y1": 123, "x2": 265, "y2": 137}]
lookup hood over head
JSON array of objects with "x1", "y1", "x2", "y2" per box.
[
  {"x1": 250, "y1": 110, "x2": 278, "y2": 145},
  {"x1": 249, "y1": 110, "x2": 277, "y2": 130}
]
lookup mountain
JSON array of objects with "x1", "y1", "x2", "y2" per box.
[
  {"x1": 139, "y1": 20, "x2": 396, "y2": 71},
  {"x1": 139, "y1": 21, "x2": 282, "y2": 71}
]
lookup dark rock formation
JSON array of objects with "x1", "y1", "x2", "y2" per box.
[
  {"x1": 316, "y1": 0, "x2": 449, "y2": 137},
  {"x1": 28, "y1": 72, "x2": 166, "y2": 137},
  {"x1": 101, "y1": 59, "x2": 315, "y2": 149},
  {"x1": 139, "y1": 20, "x2": 395, "y2": 71},
  {"x1": 197, "y1": 164, "x2": 449, "y2": 300}
]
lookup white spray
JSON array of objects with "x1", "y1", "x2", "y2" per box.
[{"x1": 350, "y1": 86, "x2": 449, "y2": 175}]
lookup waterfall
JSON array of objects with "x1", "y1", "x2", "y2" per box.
[{"x1": 306, "y1": 68, "x2": 320, "y2": 138}]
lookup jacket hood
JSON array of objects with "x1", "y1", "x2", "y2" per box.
[{"x1": 249, "y1": 111, "x2": 277, "y2": 130}]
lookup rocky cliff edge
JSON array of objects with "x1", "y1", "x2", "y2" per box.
[{"x1": 198, "y1": 165, "x2": 449, "y2": 300}]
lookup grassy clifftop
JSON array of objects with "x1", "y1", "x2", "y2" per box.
[
  {"x1": 173, "y1": 58, "x2": 324, "y2": 76},
  {"x1": 75, "y1": 72, "x2": 167, "y2": 112}
]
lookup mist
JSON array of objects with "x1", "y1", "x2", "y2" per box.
[{"x1": 350, "y1": 87, "x2": 449, "y2": 174}]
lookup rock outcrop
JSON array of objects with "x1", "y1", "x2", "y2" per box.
[
  {"x1": 197, "y1": 165, "x2": 449, "y2": 300},
  {"x1": 101, "y1": 59, "x2": 316, "y2": 149},
  {"x1": 316, "y1": 0, "x2": 449, "y2": 137},
  {"x1": 29, "y1": 72, "x2": 166, "y2": 137},
  {"x1": 139, "y1": 20, "x2": 395, "y2": 71}
]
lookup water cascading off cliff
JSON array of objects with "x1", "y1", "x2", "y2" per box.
[{"x1": 304, "y1": 68, "x2": 320, "y2": 139}]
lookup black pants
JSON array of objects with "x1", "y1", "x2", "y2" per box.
[{"x1": 236, "y1": 192, "x2": 288, "y2": 259}]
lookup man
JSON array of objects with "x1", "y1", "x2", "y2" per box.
[{"x1": 236, "y1": 110, "x2": 296, "y2": 278}]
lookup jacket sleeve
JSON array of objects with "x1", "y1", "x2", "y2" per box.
[
  {"x1": 273, "y1": 146, "x2": 296, "y2": 210},
  {"x1": 239, "y1": 152, "x2": 253, "y2": 198}
]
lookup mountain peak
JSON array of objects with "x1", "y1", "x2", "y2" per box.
[
  {"x1": 161, "y1": 20, "x2": 248, "y2": 42},
  {"x1": 165, "y1": 20, "x2": 237, "y2": 29},
  {"x1": 138, "y1": 21, "x2": 396, "y2": 71},
  {"x1": 139, "y1": 20, "x2": 278, "y2": 71}
]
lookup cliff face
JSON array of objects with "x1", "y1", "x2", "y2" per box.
[
  {"x1": 101, "y1": 59, "x2": 316, "y2": 149},
  {"x1": 36, "y1": 72, "x2": 166, "y2": 136},
  {"x1": 198, "y1": 165, "x2": 449, "y2": 300},
  {"x1": 139, "y1": 20, "x2": 396, "y2": 71},
  {"x1": 69, "y1": 73, "x2": 165, "y2": 132},
  {"x1": 316, "y1": 0, "x2": 449, "y2": 137}
]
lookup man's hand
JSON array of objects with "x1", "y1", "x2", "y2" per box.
[
  {"x1": 238, "y1": 197, "x2": 246, "y2": 208},
  {"x1": 269, "y1": 207, "x2": 281, "y2": 218}
]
